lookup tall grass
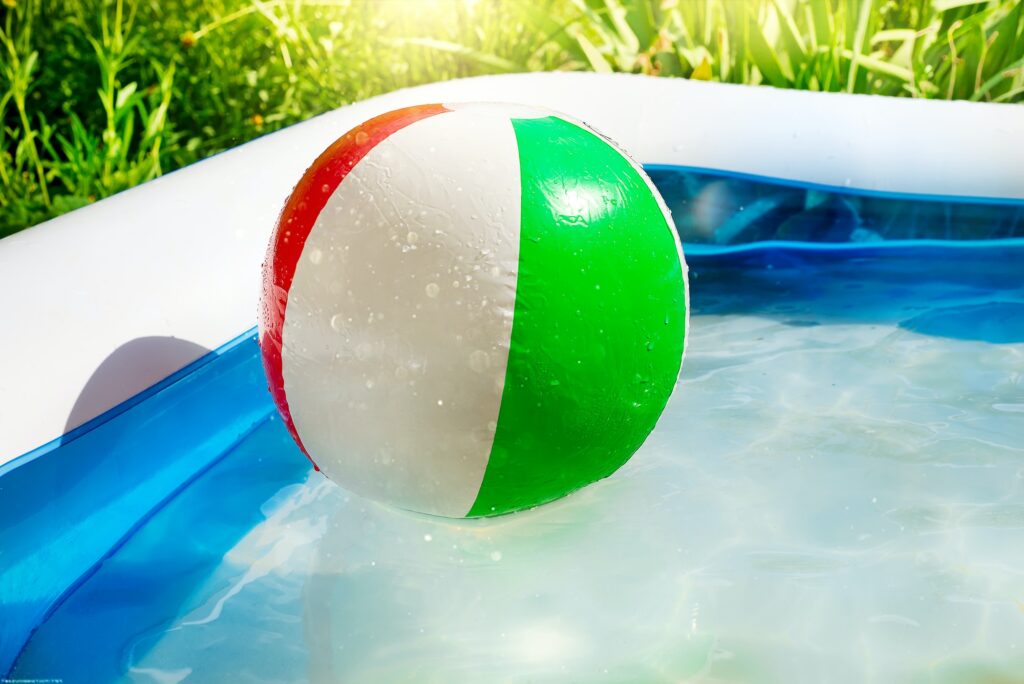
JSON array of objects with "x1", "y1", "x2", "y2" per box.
[
  {"x1": 1, "y1": 0, "x2": 179, "y2": 230},
  {"x1": 1, "y1": 0, "x2": 1021, "y2": 238},
  {"x1": 527, "y1": 0, "x2": 1024, "y2": 100}
]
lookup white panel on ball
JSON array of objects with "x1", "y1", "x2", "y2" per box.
[{"x1": 282, "y1": 109, "x2": 523, "y2": 517}]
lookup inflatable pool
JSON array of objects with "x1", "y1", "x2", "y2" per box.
[{"x1": 2, "y1": 72, "x2": 1023, "y2": 682}]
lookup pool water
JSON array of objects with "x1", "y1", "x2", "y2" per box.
[{"x1": 10, "y1": 238, "x2": 1024, "y2": 683}]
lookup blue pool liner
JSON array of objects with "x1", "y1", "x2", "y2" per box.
[{"x1": 0, "y1": 332, "x2": 276, "y2": 674}]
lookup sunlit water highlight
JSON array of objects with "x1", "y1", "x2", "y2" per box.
[{"x1": 12, "y1": 242, "x2": 1024, "y2": 683}]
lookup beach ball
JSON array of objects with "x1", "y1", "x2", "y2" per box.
[{"x1": 259, "y1": 102, "x2": 688, "y2": 518}]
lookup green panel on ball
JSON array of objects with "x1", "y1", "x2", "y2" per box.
[{"x1": 467, "y1": 116, "x2": 688, "y2": 517}]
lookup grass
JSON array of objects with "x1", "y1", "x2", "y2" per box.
[{"x1": 1, "y1": 0, "x2": 1022, "y2": 238}]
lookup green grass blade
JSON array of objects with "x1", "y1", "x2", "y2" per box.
[
  {"x1": 871, "y1": 29, "x2": 918, "y2": 44},
  {"x1": 993, "y1": 85, "x2": 1024, "y2": 102},
  {"x1": 770, "y1": 0, "x2": 808, "y2": 66},
  {"x1": 572, "y1": 30, "x2": 614, "y2": 72},
  {"x1": 603, "y1": 0, "x2": 640, "y2": 54},
  {"x1": 846, "y1": 0, "x2": 874, "y2": 92},
  {"x1": 386, "y1": 38, "x2": 525, "y2": 73},
  {"x1": 840, "y1": 48, "x2": 914, "y2": 82},
  {"x1": 807, "y1": 0, "x2": 833, "y2": 51},
  {"x1": 747, "y1": 17, "x2": 791, "y2": 86},
  {"x1": 933, "y1": 0, "x2": 989, "y2": 10},
  {"x1": 622, "y1": 0, "x2": 658, "y2": 47},
  {"x1": 970, "y1": 52, "x2": 1024, "y2": 100}
]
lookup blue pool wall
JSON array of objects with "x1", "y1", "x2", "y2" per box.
[
  {"x1": 0, "y1": 332, "x2": 277, "y2": 674},
  {"x1": 2, "y1": 165, "x2": 1024, "y2": 676},
  {"x1": 648, "y1": 165, "x2": 1024, "y2": 244}
]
